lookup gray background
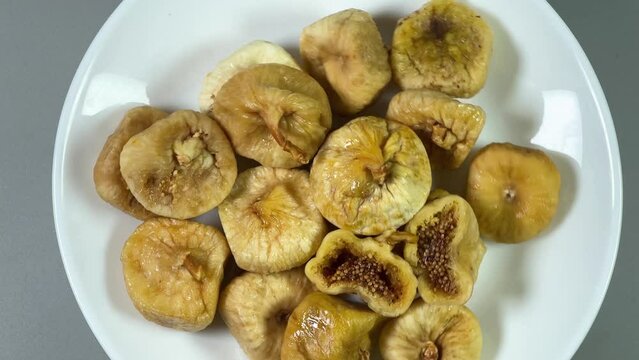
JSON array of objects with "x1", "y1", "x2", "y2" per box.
[{"x1": 0, "y1": 0, "x2": 636, "y2": 359}]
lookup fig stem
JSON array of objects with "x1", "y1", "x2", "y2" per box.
[
  {"x1": 358, "y1": 349, "x2": 370, "y2": 360},
  {"x1": 421, "y1": 341, "x2": 439, "y2": 360},
  {"x1": 367, "y1": 163, "x2": 390, "y2": 185}
]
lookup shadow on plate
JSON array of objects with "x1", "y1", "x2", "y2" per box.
[
  {"x1": 473, "y1": 242, "x2": 528, "y2": 359},
  {"x1": 537, "y1": 148, "x2": 579, "y2": 235}
]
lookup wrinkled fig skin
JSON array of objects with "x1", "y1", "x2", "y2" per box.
[
  {"x1": 199, "y1": 40, "x2": 300, "y2": 113},
  {"x1": 281, "y1": 292, "x2": 384, "y2": 360},
  {"x1": 380, "y1": 299, "x2": 482, "y2": 360},
  {"x1": 120, "y1": 110, "x2": 237, "y2": 220},
  {"x1": 212, "y1": 63, "x2": 332, "y2": 169},
  {"x1": 219, "y1": 269, "x2": 314, "y2": 360},
  {"x1": 300, "y1": 8, "x2": 391, "y2": 115},
  {"x1": 305, "y1": 229, "x2": 418, "y2": 317},
  {"x1": 121, "y1": 218, "x2": 230, "y2": 332},
  {"x1": 219, "y1": 166, "x2": 327, "y2": 273},
  {"x1": 310, "y1": 116, "x2": 431, "y2": 236},
  {"x1": 467, "y1": 142, "x2": 561, "y2": 243},
  {"x1": 391, "y1": 0, "x2": 493, "y2": 97},
  {"x1": 387, "y1": 90, "x2": 486, "y2": 169},
  {"x1": 404, "y1": 191, "x2": 485, "y2": 305},
  {"x1": 93, "y1": 106, "x2": 168, "y2": 219}
]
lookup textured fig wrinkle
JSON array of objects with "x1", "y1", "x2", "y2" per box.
[
  {"x1": 260, "y1": 104, "x2": 308, "y2": 163},
  {"x1": 322, "y1": 249, "x2": 401, "y2": 301},
  {"x1": 417, "y1": 204, "x2": 458, "y2": 295}
]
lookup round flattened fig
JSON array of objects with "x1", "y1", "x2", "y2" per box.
[
  {"x1": 387, "y1": 90, "x2": 486, "y2": 169},
  {"x1": 120, "y1": 110, "x2": 237, "y2": 219},
  {"x1": 380, "y1": 299, "x2": 482, "y2": 360},
  {"x1": 199, "y1": 40, "x2": 300, "y2": 113},
  {"x1": 281, "y1": 292, "x2": 384, "y2": 360},
  {"x1": 219, "y1": 166, "x2": 327, "y2": 273},
  {"x1": 391, "y1": 0, "x2": 493, "y2": 97},
  {"x1": 219, "y1": 269, "x2": 314, "y2": 360},
  {"x1": 93, "y1": 106, "x2": 168, "y2": 219},
  {"x1": 305, "y1": 230, "x2": 417, "y2": 317},
  {"x1": 404, "y1": 190, "x2": 485, "y2": 305},
  {"x1": 300, "y1": 8, "x2": 391, "y2": 115},
  {"x1": 310, "y1": 116, "x2": 431, "y2": 235},
  {"x1": 120, "y1": 218, "x2": 230, "y2": 331},
  {"x1": 466, "y1": 142, "x2": 561, "y2": 243},
  {"x1": 212, "y1": 63, "x2": 332, "y2": 168}
]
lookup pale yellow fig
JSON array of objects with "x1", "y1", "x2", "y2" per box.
[
  {"x1": 219, "y1": 166, "x2": 327, "y2": 273},
  {"x1": 93, "y1": 106, "x2": 167, "y2": 219},
  {"x1": 467, "y1": 142, "x2": 561, "y2": 243},
  {"x1": 391, "y1": 0, "x2": 493, "y2": 97},
  {"x1": 387, "y1": 90, "x2": 485, "y2": 169},
  {"x1": 120, "y1": 218, "x2": 229, "y2": 331},
  {"x1": 300, "y1": 9, "x2": 391, "y2": 114},
  {"x1": 380, "y1": 299, "x2": 482, "y2": 360},
  {"x1": 120, "y1": 110, "x2": 237, "y2": 219},
  {"x1": 199, "y1": 40, "x2": 300, "y2": 113},
  {"x1": 281, "y1": 292, "x2": 384, "y2": 360},
  {"x1": 212, "y1": 63, "x2": 331, "y2": 168},
  {"x1": 219, "y1": 269, "x2": 314, "y2": 360},
  {"x1": 310, "y1": 116, "x2": 431, "y2": 235}
]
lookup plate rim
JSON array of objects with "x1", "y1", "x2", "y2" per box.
[{"x1": 51, "y1": 0, "x2": 623, "y2": 358}]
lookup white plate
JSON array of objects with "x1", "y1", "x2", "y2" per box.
[{"x1": 53, "y1": 0, "x2": 622, "y2": 359}]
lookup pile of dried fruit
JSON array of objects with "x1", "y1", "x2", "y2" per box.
[{"x1": 93, "y1": 0, "x2": 561, "y2": 358}]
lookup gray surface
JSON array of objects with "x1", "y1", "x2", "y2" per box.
[{"x1": 0, "y1": 0, "x2": 635, "y2": 359}]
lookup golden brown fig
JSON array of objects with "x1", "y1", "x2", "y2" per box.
[
  {"x1": 387, "y1": 90, "x2": 486, "y2": 169},
  {"x1": 212, "y1": 63, "x2": 331, "y2": 168},
  {"x1": 219, "y1": 166, "x2": 327, "y2": 273},
  {"x1": 305, "y1": 230, "x2": 417, "y2": 317},
  {"x1": 219, "y1": 269, "x2": 314, "y2": 360},
  {"x1": 310, "y1": 116, "x2": 431, "y2": 235},
  {"x1": 120, "y1": 110, "x2": 237, "y2": 219},
  {"x1": 281, "y1": 292, "x2": 384, "y2": 360},
  {"x1": 199, "y1": 40, "x2": 300, "y2": 113},
  {"x1": 93, "y1": 106, "x2": 167, "y2": 219},
  {"x1": 391, "y1": 0, "x2": 493, "y2": 97},
  {"x1": 467, "y1": 142, "x2": 561, "y2": 243},
  {"x1": 300, "y1": 8, "x2": 391, "y2": 114},
  {"x1": 120, "y1": 218, "x2": 229, "y2": 331},
  {"x1": 380, "y1": 299, "x2": 482, "y2": 360},
  {"x1": 404, "y1": 190, "x2": 485, "y2": 305}
]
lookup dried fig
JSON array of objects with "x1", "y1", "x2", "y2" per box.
[
  {"x1": 212, "y1": 63, "x2": 331, "y2": 168},
  {"x1": 310, "y1": 116, "x2": 431, "y2": 235},
  {"x1": 380, "y1": 299, "x2": 482, "y2": 360},
  {"x1": 199, "y1": 40, "x2": 300, "y2": 113},
  {"x1": 219, "y1": 269, "x2": 314, "y2": 360},
  {"x1": 219, "y1": 166, "x2": 327, "y2": 273},
  {"x1": 281, "y1": 292, "x2": 384, "y2": 360},
  {"x1": 305, "y1": 229, "x2": 417, "y2": 317},
  {"x1": 120, "y1": 218, "x2": 229, "y2": 331},
  {"x1": 404, "y1": 190, "x2": 485, "y2": 305},
  {"x1": 467, "y1": 142, "x2": 561, "y2": 243},
  {"x1": 300, "y1": 8, "x2": 391, "y2": 114},
  {"x1": 387, "y1": 90, "x2": 485, "y2": 169},
  {"x1": 120, "y1": 110, "x2": 237, "y2": 219},
  {"x1": 391, "y1": 0, "x2": 493, "y2": 97},
  {"x1": 93, "y1": 106, "x2": 167, "y2": 219}
]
